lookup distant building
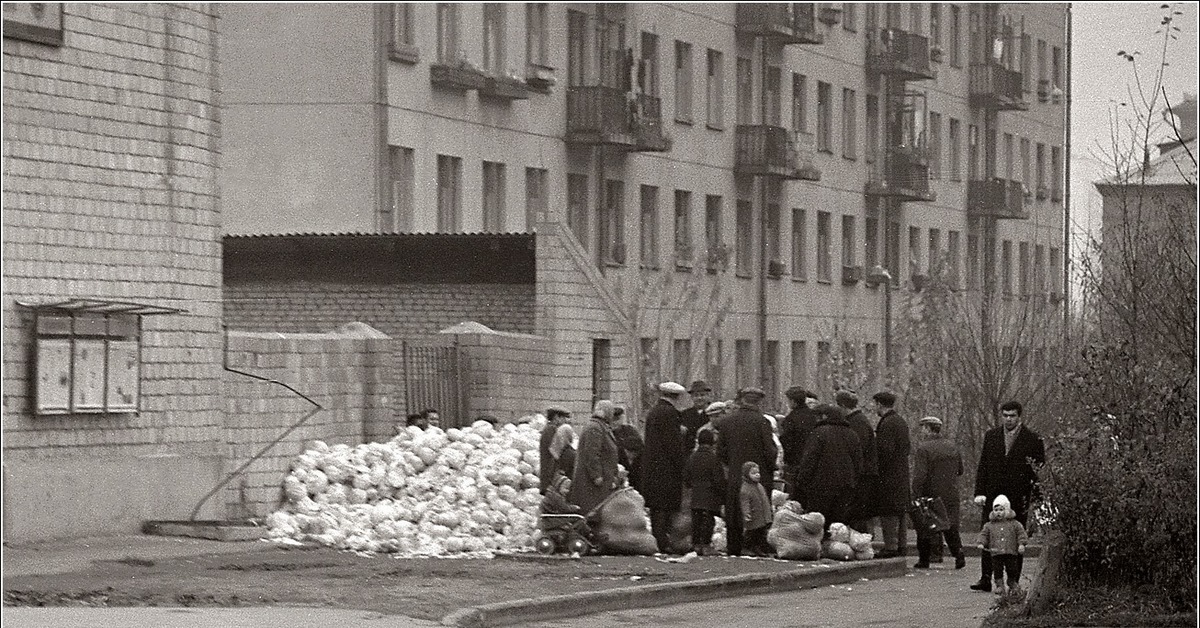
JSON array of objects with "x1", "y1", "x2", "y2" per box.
[{"x1": 2, "y1": 4, "x2": 222, "y2": 541}]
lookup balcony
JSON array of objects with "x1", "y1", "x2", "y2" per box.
[
  {"x1": 430, "y1": 62, "x2": 488, "y2": 92},
  {"x1": 479, "y1": 74, "x2": 533, "y2": 101},
  {"x1": 967, "y1": 178, "x2": 1029, "y2": 219},
  {"x1": 565, "y1": 86, "x2": 671, "y2": 152},
  {"x1": 867, "y1": 29, "x2": 934, "y2": 81},
  {"x1": 735, "y1": 125, "x2": 820, "y2": 181},
  {"x1": 865, "y1": 147, "x2": 935, "y2": 202},
  {"x1": 969, "y1": 64, "x2": 1027, "y2": 111},
  {"x1": 736, "y1": 3, "x2": 823, "y2": 45}
]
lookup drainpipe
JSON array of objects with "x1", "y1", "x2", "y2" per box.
[
  {"x1": 1063, "y1": 3, "x2": 1072, "y2": 336},
  {"x1": 757, "y1": 36, "x2": 770, "y2": 396}
]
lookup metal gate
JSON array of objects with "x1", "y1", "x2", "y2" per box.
[{"x1": 401, "y1": 339, "x2": 468, "y2": 428}]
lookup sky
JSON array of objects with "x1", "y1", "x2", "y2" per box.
[{"x1": 1069, "y1": 1, "x2": 1198, "y2": 259}]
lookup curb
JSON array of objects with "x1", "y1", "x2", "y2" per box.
[
  {"x1": 441, "y1": 557, "x2": 907, "y2": 627},
  {"x1": 869, "y1": 541, "x2": 1043, "y2": 559}
]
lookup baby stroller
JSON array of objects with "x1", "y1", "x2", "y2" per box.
[{"x1": 535, "y1": 513, "x2": 593, "y2": 555}]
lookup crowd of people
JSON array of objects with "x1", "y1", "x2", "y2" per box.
[{"x1": 534, "y1": 379, "x2": 1045, "y2": 594}]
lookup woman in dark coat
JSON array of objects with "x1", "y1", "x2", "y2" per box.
[
  {"x1": 795, "y1": 404, "x2": 863, "y2": 529},
  {"x1": 872, "y1": 392, "x2": 911, "y2": 556},
  {"x1": 911, "y1": 416, "x2": 965, "y2": 569},
  {"x1": 640, "y1": 383, "x2": 690, "y2": 553},
  {"x1": 569, "y1": 401, "x2": 621, "y2": 515}
]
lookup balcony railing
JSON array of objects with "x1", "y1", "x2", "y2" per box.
[
  {"x1": 565, "y1": 86, "x2": 670, "y2": 152},
  {"x1": 967, "y1": 178, "x2": 1029, "y2": 219},
  {"x1": 736, "y1": 3, "x2": 823, "y2": 45},
  {"x1": 969, "y1": 64, "x2": 1027, "y2": 111},
  {"x1": 866, "y1": 147, "x2": 935, "y2": 202},
  {"x1": 867, "y1": 28, "x2": 934, "y2": 81},
  {"x1": 735, "y1": 125, "x2": 820, "y2": 181}
]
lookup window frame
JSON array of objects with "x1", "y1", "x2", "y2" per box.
[
  {"x1": 389, "y1": 3, "x2": 418, "y2": 63},
  {"x1": 674, "y1": 40, "x2": 694, "y2": 124},
  {"x1": 482, "y1": 160, "x2": 506, "y2": 233},
  {"x1": 816, "y1": 210, "x2": 832, "y2": 283},
  {"x1": 674, "y1": 189, "x2": 693, "y2": 268},
  {"x1": 817, "y1": 81, "x2": 833, "y2": 154},
  {"x1": 706, "y1": 48, "x2": 724, "y2": 130},
  {"x1": 524, "y1": 167, "x2": 548, "y2": 231},
  {"x1": 34, "y1": 310, "x2": 144, "y2": 416},
  {"x1": 525, "y1": 3, "x2": 549, "y2": 69},
  {"x1": 639, "y1": 184, "x2": 661, "y2": 269},
  {"x1": 841, "y1": 87, "x2": 857, "y2": 160},
  {"x1": 437, "y1": 154, "x2": 462, "y2": 232}
]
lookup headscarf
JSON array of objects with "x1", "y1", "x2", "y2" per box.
[
  {"x1": 550, "y1": 423, "x2": 576, "y2": 459},
  {"x1": 592, "y1": 399, "x2": 616, "y2": 423}
]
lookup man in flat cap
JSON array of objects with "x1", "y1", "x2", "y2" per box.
[
  {"x1": 679, "y1": 380, "x2": 714, "y2": 454},
  {"x1": 640, "y1": 381, "x2": 692, "y2": 554},
  {"x1": 872, "y1": 391, "x2": 911, "y2": 558},
  {"x1": 714, "y1": 386, "x2": 778, "y2": 556},
  {"x1": 779, "y1": 386, "x2": 820, "y2": 500},
  {"x1": 837, "y1": 389, "x2": 879, "y2": 535},
  {"x1": 912, "y1": 416, "x2": 966, "y2": 570}
]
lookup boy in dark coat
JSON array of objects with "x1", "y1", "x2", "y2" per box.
[
  {"x1": 739, "y1": 461, "x2": 774, "y2": 556},
  {"x1": 683, "y1": 429, "x2": 726, "y2": 555},
  {"x1": 795, "y1": 404, "x2": 863, "y2": 530}
]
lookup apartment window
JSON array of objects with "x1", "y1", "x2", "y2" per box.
[
  {"x1": 674, "y1": 190, "x2": 693, "y2": 265},
  {"x1": 735, "y1": 339, "x2": 753, "y2": 390},
  {"x1": 765, "y1": 65, "x2": 782, "y2": 126},
  {"x1": 639, "y1": 32, "x2": 659, "y2": 97},
  {"x1": 436, "y1": 154, "x2": 462, "y2": 232},
  {"x1": 817, "y1": 211, "x2": 832, "y2": 282},
  {"x1": 639, "y1": 185, "x2": 660, "y2": 267},
  {"x1": 928, "y1": 228, "x2": 941, "y2": 274},
  {"x1": 949, "y1": 4, "x2": 962, "y2": 67},
  {"x1": 483, "y1": 4, "x2": 505, "y2": 74},
  {"x1": 705, "y1": 338, "x2": 723, "y2": 394},
  {"x1": 1037, "y1": 39, "x2": 1047, "y2": 88},
  {"x1": 736, "y1": 200, "x2": 753, "y2": 276},
  {"x1": 390, "y1": 4, "x2": 416, "y2": 60},
  {"x1": 673, "y1": 339, "x2": 692, "y2": 382},
  {"x1": 567, "y1": 173, "x2": 589, "y2": 246},
  {"x1": 967, "y1": 124, "x2": 979, "y2": 181},
  {"x1": 841, "y1": 215, "x2": 856, "y2": 268},
  {"x1": 1034, "y1": 244, "x2": 1046, "y2": 294},
  {"x1": 864, "y1": 214, "x2": 879, "y2": 270},
  {"x1": 641, "y1": 337, "x2": 661, "y2": 392},
  {"x1": 1049, "y1": 247, "x2": 1062, "y2": 296},
  {"x1": 602, "y1": 180, "x2": 626, "y2": 264},
  {"x1": 1052, "y1": 46, "x2": 1063, "y2": 90},
  {"x1": 568, "y1": 10, "x2": 588, "y2": 86},
  {"x1": 886, "y1": 220, "x2": 901, "y2": 281},
  {"x1": 1036, "y1": 143, "x2": 1046, "y2": 194},
  {"x1": 675, "y1": 41, "x2": 693, "y2": 123},
  {"x1": 706, "y1": 49, "x2": 724, "y2": 129},
  {"x1": 967, "y1": 233, "x2": 980, "y2": 290},
  {"x1": 1001, "y1": 240, "x2": 1013, "y2": 295},
  {"x1": 909, "y1": 3, "x2": 923, "y2": 34},
  {"x1": 842, "y1": 88, "x2": 857, "y2": 160},
  {"x1": 843, "y1": 3, "x2": 857, "y2": 32},
  {"x1": 792, "y1": 208, "x2": 808, "y2": 281},
  {"x1": 1004, "y1": 133, "x2": 1015, "y2": 180},
  {"x1": 482, "y1": 161, "x2": 506, "y2": 232},
  {"x1": 843, "y1": 342, "x2": 857, "y2": 373},
  {"x1": 928, "y1": 111, "x2": 942, "y2": 178},
  {"x1": 524, "y1": 167, "x2": 548, "y2": 230},
  {"x1": 736, "y1": 56, "x2": 753, "y2": 125},
  {"x1": 909, "y1": 226, "x2": 923, "y2": 277},
  {"x1": 817, "y1": 341, "x2": 832, "y2": 375},
  {"x1": 792, "y1": 73, "x2": 808, "y2": 133},
  {"x1": 1018, "y1": 242, "x2": 1030, "y2": 296},
  {"x1": 947, "y1": 230, "x2": 961, "y2": 288},
  {"x1": 791, "y1": 341, "x2": 808, "y2": 387},
  {"x1": 948, "y1": 118, "x2": 962, "y2": 181},
  {"x1": 765, "y1": 340, "x2": 780, "y2": 408},
  {"x1": 1051, "y1": 146, "x2": 1062, "y2": 201},
  {"x1": 437, "y1": 3, "x2": 459, "y2": 63},
  {"x1": 526, "y1": 3, "x2": 548, "y2": 67},
  {"x1": 1021, "y1": 33, "x2": 1032, "y2": 92},
  {"x1": 817, "y1": 81, "x2": 832, "y2": 153},
  {"x1": 383, "y1": 146, "x2": 414, "y2": 233},
  {"x1": 886, "y1": 3, "x2": 901, "y2": 28},
  {"x1": 929, "y1": 3, "x2": 941, "y2": 49},
  {"x1": 705, "y1": 194, "x2": 722, "y2": 271},
  {"x1": 34, "y1": 311, "x2": 143, "y2": 415},
  {"x1": 766, "y1": 201, "x2": 782, "y2": 270},
  {"x1": 865, "y1": 94, "x2": 879, "y2": 163}
]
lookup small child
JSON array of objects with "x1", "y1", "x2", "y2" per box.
[
  {"x1": 540, "y1": 473, "x2": 580, "y2": 515},
  {"x1": 683, "y1": 429, "x2": 726, "y2": 555},
  {"x1": 739, "y1": 461, "x2": 774, "y2": 557},
  {"x1": 978, "y1": 494, "x2": 1029, "y2": 595}
]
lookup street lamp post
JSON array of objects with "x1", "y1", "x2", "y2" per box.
[{"x1": 869, "y1": 265, "x2": 893, "y2": 367}]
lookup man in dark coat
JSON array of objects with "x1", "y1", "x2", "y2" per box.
[
  {"x1": 539, "y1": 406, "x2": 572, "y2": 494},
  {"x1": 679, "y1": 380, "x2": 714, "y2": 453},
  {"x1": 610, "y1": 406, "x2": 644, "y2": 490},
  {"x1": 970, "y1": 400, "x2": 1045, "y2": 592},
  {"x1": 912, "y1": 416, "x2": 965, "y2": 569},
  {"x1": 872, "y1": 391, "x2": 911, "y2": 557},
  {"x1": 714, "y1": 387, "x2": 777, "y2": 556},
  {"x1": 779, "y1": 386, "x2": 820, "y2": 501},
  {"x1": 795, "y1": 404, "x2": 863, "y2": 529},
  {"x1": 639, "y1": 381, "x2": 691, "y2": 554},
  {"x1": 837, "y1": 390, "x2": 879, "y2": 533}
]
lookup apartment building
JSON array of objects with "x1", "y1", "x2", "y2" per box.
[{"x1": 221, "y1": 3, "x2": 1069, "y2": 417}]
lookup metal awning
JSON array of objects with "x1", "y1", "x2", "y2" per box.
[{"x1": 15, "y1": 298, "x2": 185, "y2": 316}]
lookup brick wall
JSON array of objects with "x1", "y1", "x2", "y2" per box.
[
  {"x1": 2, "y1": 4, "x2": 223, "y2": 541},
  {"x1": 224, "y1": 281, "x2": 536, "y2": 337},
  {"x1": 454, "y1": 331, "x2": 553, "y2": 423}
]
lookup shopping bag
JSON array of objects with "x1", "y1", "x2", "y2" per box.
[{"x1": 909, "y1": 496, "x2": 950, "y2": 533}]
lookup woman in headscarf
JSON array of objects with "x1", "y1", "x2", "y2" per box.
[
  {"x1": 549, "y1": 422, "x2": 577, "y2": 482},
  {"x1": 569, "y1": 400, "x2": 621, "y2": 515}
]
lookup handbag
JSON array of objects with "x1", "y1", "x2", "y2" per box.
[{"x1": 909, "y1": 496, "x2": 951, "y2": 533}]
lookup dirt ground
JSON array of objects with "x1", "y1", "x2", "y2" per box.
[{"x1": 2, "y1": 544, "x2": 828, "y2": 621}]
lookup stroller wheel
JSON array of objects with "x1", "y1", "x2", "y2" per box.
[
  {"x1": 567, "y1": 537, "x2": 590, "y2": 555},
  {"x1": 535, "y1": 537, "x2": 557, "y2": 555}
]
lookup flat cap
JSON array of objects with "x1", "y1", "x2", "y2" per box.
[
  {"x1": 919, "y1": 416, "x2": 943, "y2": 427},
  {"x1": 703, "y1": 401, "x2": 727, "y2": 415},
  {"x1": 737, "y1": 386, "x2": 766, "y2": 398},
  {"x1": 659, "y1": 381, "x2": 687, "y2": 395}
]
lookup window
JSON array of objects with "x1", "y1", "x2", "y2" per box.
[
  {"x1": 967, "y1": 124, "x2": 979, "y2": 180},
  {"x1": 909, "y1": 3, "x2": 923, "y2": 34},
  {"x1": 706, "y1": 49, "x2": 724, "y2": 129},
  {"x1": 383, "y1": 146, "x2": 414, "y2": 233},
  {"x1": 1034, "y1": 244, "x2": 1046, "y2": 294},
  {"x1": 524, "y1": 167, "x2": 547, "y2": 231},
  {"x1": 483, "y1": 4, "x2": 505, "y2": 74},
  {"x1": 947, "y1": 230, "x2": 961, "y2": 288},
  {"x1": 1037, "y1": 39, "x2": 1047, "y2": 88},
  {"x1": 735, "y1": 339, "x2": 753, "y2": 390},
  {"x1": 949, "y1": 4, "x2": 962, "y2": 67},
  {"x1": 437, "y1": 3, "x2": 459, "y2": 63},
  {"x1": 842, "y1": 88, "x2": 857, "y2": 159},
  {"x1": 766, "y1": 200, "x2": 781, "y2": 270},
  {"x1": 843, "y1": 342, "x2": 857, "y2": 373},
  {"x1": 1051, "y1": 146, "x2": 1062, "y2": 201},
  {"x1": 390, "y1": 3, "x2": 416, "y2": 60},
  {"x1": 967, "y1": 233, "x2": 979, "y2": 290},
  {"x1": 885, "y1": 219, "x2": 900, "y2": 281},
  {"x1": 34, "y1": 310, "x2": 143, "y2": 415},
  {"x1": 1020, "y1": 138, "x2": 1031, "y2": 190},
  {"x1": 817, "y1": 341, "x2": 832, "y2": 376},
  {"x1": 948, "y1": 118, "x2": 961, "y2": 181},
  {"x1": 568, "y1": 10, "x2": 588, "y2": 86},
  {"x1": 736, "y1": 199, "x2": 753, "y2": 276},
  {"x1": 928, "y1": 228, "x2": 941, "y2": 274},
  {"x1": 705, "y1": 194, "x2": 722, "y2": 271},
  {"x1": 602, "y1": 180, "x2": 625, "y2": 264},
  {"x1": 843, "y1": 3, "x2": 857, "y2": 31},
  {"x1": 864, "y1": 213, "x2": 878, "y2": 270},
  {"x1": 792, "y1": 73, "x2": 808, "y2": 133},
  {"x1": 817, "y1": 211, "x2": 832, "y2": 282},
  {"x1": 765, "y1": 340, "x2": 779, "y2": 409},
  {"x1": 817, "y1": 81, "x2": 832, "y2": 153},
  {"x1": 640, "y1": 32, "x2": 659, "y2": 97},
  {"x1": 1049, "y1": 247, "x2": 1062, "y2": 296},
  {"x1": 736, "y1": 56, "x2": 753, "y2": 125},
  {"x1": 1004, "y1": 133, "x2": 1015, "y2": 180},
  {"x1": 705, "y1": 338, "x2": 723, "y2": 394},
  {"x1": 436, "y1": 154, "x2": 461, "y2": 232},
  {"x1": 1052, "y1": 46, "x2": 1062, "y2": 90},
  {"x1": 928, "y1": 111, "x2": 942, "y2": 178},
  {"x1": 864, "y1": 343, "x2": 879, "y2": 382},
  {"x1": 567, "y1": 173, "x2": 589, "y2": 246},
  {"x1": 1036, "y1": 143, "x2": 1046, "y2": 193},
  {"x1": 674, "y1": 190, "x2": 693, "y2": 265},
  {"x1": 1018, "y1": 242, "x2": 1030, "y2": 296},
  {"x1": 841, "y1": 215, "x2": 856, "y2": 268},
  {"x1": 765, "y1": 65, "x2": 782, "y2": 126},
  {"x1": 865, "y1": 94, "x2": 879, "y2": 163},
  {"x1": 791, "y1": 341, "x2": 808, "y2": 387},
  {"x1": 791, "y1": 208, "x2": 808, "y2": 281},
  {"x1": 673, "y1": 339, "x2": 692, "y2": 382},
  {"x1": 592, "y1": 339, "x2": 612, "y2": 404},
  {"x1": 482, "y1": 161, "x2": 506, "y2": 232},
  {"x1": 909, "y1": 226, "x2": 923, "y2": 276},
  {"x1": 641, "y1": 337, "x2": 661, "y2": 393},
  {"x1": 675, "y1": 41, "x2": 693, "y2": 123},
  {"x1": 639, "y1": 184, "x2": 660, "y2": 267},
  {"x1": 929, "y1": 3, "x2": 941, "y2": 49},
  {"x1": 886, "y1": 3, "x2": 901, "y2": 28},
  {"x1": 1001, "y1": 240, "x2": 1013, "y2": 295},
  {"x1": 1021, "y1": 33, "x2": 1032, "y2": 92},
  {"x1": 526, "y1": 3, "x2": 548, "y2": 68}
]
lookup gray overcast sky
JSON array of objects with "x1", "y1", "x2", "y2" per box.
[{"x1": 1069, "y1": 1, "x2": 1198, "y2": 254}]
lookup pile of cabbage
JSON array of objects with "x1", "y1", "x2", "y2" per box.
[{"x1": 265, "y1": 418, "x2": 545, "y2": 556}]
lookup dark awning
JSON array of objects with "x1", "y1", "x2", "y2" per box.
[{"x1": 15, "y1": 298, "x2": 185, "y2": 316}]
